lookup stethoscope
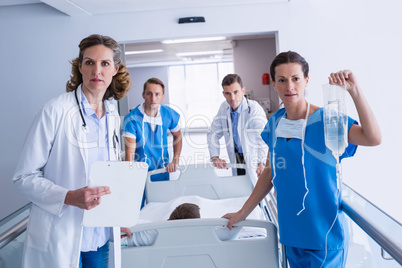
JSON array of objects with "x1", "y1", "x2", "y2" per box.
[
  {"x1": 243, "y1": 97, "x2": 251, "y2": 114},
  {"x1": 74, "y1": 89, "x2": 120, "y2": 156},
  {"x1": 75, "y1": 88, "x2": 89, "y2": 134}
]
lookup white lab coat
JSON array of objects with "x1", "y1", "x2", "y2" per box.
[
  {"x1": 12, "y1": 87, "x2": 121, "y2": 268},
  {"x1": 207, "y1": 97, "x2": 268, "y2": 184}
]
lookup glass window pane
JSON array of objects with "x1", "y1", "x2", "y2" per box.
[
  {"x1": 168, "y1": 66, "x2": 186, "y2": 128},
  {"x1": 168, "y1": 62, "x2": 234, "y2": 128}
]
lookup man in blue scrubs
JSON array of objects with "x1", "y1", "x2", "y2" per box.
[{"x1": 122, "y1": 78, "x2": 182, "y2": 204}]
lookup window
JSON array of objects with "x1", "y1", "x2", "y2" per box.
[{"x1": 168, "y1": 62, "x2": 233, "y2": 129}]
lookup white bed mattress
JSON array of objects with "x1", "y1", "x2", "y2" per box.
[
  {"x1": 123, "y1": 195, "x2": 267, "y2": 246},
  {"x1": 139, "y1": 195, "x2": 263, "y2": 222}
]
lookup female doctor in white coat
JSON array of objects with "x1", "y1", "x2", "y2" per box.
[
  {"x1": 207, "y1": 74, "x2": 268, "y2": 183},
  {"x1": 12, "y1": 34, "x2": 131, "y2": 268}
]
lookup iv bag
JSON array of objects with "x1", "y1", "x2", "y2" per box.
[{"x1": 323, "y1": 84, "x2": 348, "y2": 157}]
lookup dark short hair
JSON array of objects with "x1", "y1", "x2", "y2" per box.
[
  {"x1": 143, "y1": 77, "x2": 165, "y2": 94},
  {"x1": 221, "y1": 74, "x2": 243, "y2": 88},
  {"x1": 270, "y1": 51, "x2": 309, "y2": 82},
  {"x1": 168, "y1": 203, "x2": 200, "y2": 220}
]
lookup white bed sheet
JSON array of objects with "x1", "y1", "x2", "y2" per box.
[
  {"x1": 140, "y1": 195, "x2": 262, "y2": 222},
  {"x1": 137, "y1": 195, "x2": 266, "y2": 239}
]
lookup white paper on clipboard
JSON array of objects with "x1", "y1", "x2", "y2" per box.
[{"x1": 83, "y1": 161, "x2": 148, "y2": 227}]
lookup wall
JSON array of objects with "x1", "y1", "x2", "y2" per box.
[
  {"x1": 233, "y1": 37, "x2": 279, "y2": 112},
  {"x1": 1, "y1": 0, "x2": 401, "y2": 222},
  {"x1": 126, "y1": 66, "x2": 170, "y2": 112}
]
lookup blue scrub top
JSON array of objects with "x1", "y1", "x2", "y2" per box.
[
  {"x1": 122, "y1": 104, "x2": 180, "y2": 181},
  {"x1": 261, "y1": 107, "x2": 358, "y2": 250}
]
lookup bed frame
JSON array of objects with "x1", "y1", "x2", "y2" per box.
[{"x1": 121, "y1": 164, "x2": 279, "y2": 268}]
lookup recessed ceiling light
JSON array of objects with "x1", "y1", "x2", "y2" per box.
[
  {"x1": 162, "y1": 37, "x2": 226, "y2": 44},
  {"x1": 125, "y1": 49, "x2": 163, "y2": 55},
  {"x1": 176, "y1": 50, "x2": 224, "y2": 57}
]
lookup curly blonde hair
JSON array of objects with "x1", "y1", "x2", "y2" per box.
[{"x1": 66, "y1": 34, "x2": 131, "y2": 101}]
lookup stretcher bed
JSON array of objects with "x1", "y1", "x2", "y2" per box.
[{"x1": 121, "y1": 164, "x2": 279, "y2": 268}]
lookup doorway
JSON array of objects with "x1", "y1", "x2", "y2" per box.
[{"x1": 119, "y1": 32, "x2": 279, "y2": 125}]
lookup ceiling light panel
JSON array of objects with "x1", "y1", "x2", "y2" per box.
[
  {"x1": 176, "y1": 50, "x2": 223, "y2": 57},
  {"x1": 162, "y1": 36, "x2": 226, "y2": 44},
  {"x1": 125, "y1": 49, "x2": 163, "y2": 55}
]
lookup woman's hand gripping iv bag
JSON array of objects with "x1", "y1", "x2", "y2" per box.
[{"x1": 323, "y1": 84, "x2": 348, "y2": 189}]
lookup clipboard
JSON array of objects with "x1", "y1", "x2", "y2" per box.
[{"x1": 83, "y1": 161, "x2": 148, "y2": 227}]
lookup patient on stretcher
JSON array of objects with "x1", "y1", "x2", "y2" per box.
[{"x1": 121, "y1": 203, "x2": 241, "y2": 247}]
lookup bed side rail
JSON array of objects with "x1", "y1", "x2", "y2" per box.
[
  {"x1": 122, "y1": 218, "x2": 279, "y2": 268},
  {"x1": 130, "y1": 218, "x2": 274, "y2": 237},
  {"x1": 146, "y1": 164, "x2": 254, "y2": 202}
]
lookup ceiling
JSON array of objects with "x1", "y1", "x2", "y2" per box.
[
  {"x1": 123, "y1": 34, "x2": 275, "y2": 68},
  {"x1": 0, "y1": 0, "x2": 279, "y2": 67},
  {"x1": 0, "y1": 0, "x2": 287, "y2": 15}
]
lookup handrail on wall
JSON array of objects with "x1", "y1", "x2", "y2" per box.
[
  {"x1": 0, "y1": 216, "x2": 29, "y2": 250},
  {"x1": 263, "y1": 184, "x2": 402, "y2": 267},
  {"x1": 341, "y1": 184, "x2": 402, "y2": 266},
  {"x1": 0, "y1": 203, "x2": 31, "y2": 250}
]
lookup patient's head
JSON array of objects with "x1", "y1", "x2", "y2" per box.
[{"x1": 168, "y1": 203, "x2": 200, "y2": 220}]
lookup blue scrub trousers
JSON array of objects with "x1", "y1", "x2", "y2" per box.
[
  {"x1": 286, "y1": 245, "x2": 348, "y2": 268},
  {"x1": 79, "y1": 241, "x2": 109, "y2": 268}
]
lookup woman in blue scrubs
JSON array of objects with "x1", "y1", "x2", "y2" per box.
[
  {"x1": 121, "y1": 77, "x2": 182, "y2": 195},
  {"x1": 223, "y1": 51, "x2": 382, "y2": 267}
]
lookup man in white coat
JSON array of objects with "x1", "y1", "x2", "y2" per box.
[{"x1": 207, "y1": 74, "x2": 268, "y2": 183}]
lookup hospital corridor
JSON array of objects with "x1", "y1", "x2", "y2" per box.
[{"x1": 1, "y1": 0, "x2": 402, "y2": 267}]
